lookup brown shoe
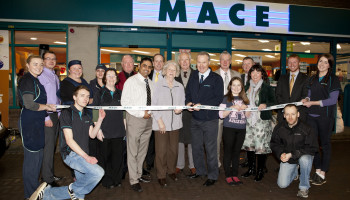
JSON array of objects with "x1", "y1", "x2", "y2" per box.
[
  {"x1": 158, "y1": 179, "x2": 167, "y2": 187},
  {"x1": 175, "y1": 168, "x2": 182, "y2": 174},
  {"x1": 190, "y1": 168, "x2": 196, "y2": 175},
  {"x1": 168, "y1": 173, "x2": 178, "y2": 181}
]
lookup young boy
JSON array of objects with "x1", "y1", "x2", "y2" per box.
[{"x1": 30, "y1": 85, "x2": 105, "y2": 200}]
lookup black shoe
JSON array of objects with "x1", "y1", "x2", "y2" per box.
[
  {"x1": 240, "y1": 161, "x2": 249, "y2": 168},
  {"x1": 168, "y1": 173, "x2": 178, "y2": 181},
  {"x1": 131, "y1": 183, "x2": 143, "y2": 192},
  {"x1": 158, "y1": 178, "x2": 167, "y2": 187},
  {"x1": 189, "y1": 173, "x2": 200, "y2": 179},
  {"x1": 139, "y1": 176, "x2": 151, "y2": 183},
  {"x1": 103, "y1": 185, "x2": 115, "y2": 189},
  {"x1": 254, "y1": 170, "x2": 264, "y2": 182},
  {"x1": 142, "y1": 169, "x2": 151, "y2": 177},
  {"x1": 241, "y1": 168, "x2": 256, "y2": 178},
  {"x1": 146, "y1": 164, "x2": 153, "y2": 171},
  {"x1": 312, "y1": 173, "x2": 326, "y2": 186},
  {"x1": 203, "y1": 179, "x2": 216, "y2": 186},
  {"x1": 48, "y1": 181, "x2": 60, "y2": 187},
  {"x1": 53, "y1": 176, "x2": 63, "y2": 181}
]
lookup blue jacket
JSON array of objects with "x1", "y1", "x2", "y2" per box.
[{"x1": 185, "y1": 70, "x2": 224, "y2": 121}]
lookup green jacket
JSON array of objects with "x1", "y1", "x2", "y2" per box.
[{"x1": 245, "y1": 81, "x2": 276, "y2": 120}]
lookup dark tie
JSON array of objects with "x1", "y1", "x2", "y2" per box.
[
  {"x1": 145, "y1": 79, "x2": 151, "y2": 106},
  {"x1": 200, "y1": 75, "x2": 204, "y2": 84},
  {"x1": 184, "y1": 71, "x2": 187, "y2": 78}
]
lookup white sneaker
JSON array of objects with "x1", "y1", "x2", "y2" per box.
[
  {"x1": 29, "y1": 182, "x2": 47, "y2": 200},
  {"x1": 297, "y1": 189, "x2": 309, "y2": 198},
  {"x1": 68, "y1": 183, "x2": 84, "y2": 200}
]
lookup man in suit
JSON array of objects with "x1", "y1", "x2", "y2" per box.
[
  {"x1": 175, "y1": 52, "x2": 196, "y2": 176},
  {"x1": 145, "y1": 54, "x2": 165, "y2": 172},
  {"x1": 186, "y1": 52, "x2": 224, "y2": 186},
  {"x1": 214, "y1": 51, "x2": 240, "y2": 168},
  {"x1": 276, "y1": 54, "x2": 308, "y2": 123},
  {"x1": 241, "y1": 57, "x2": 255, "y2": 86},
  {"x1": 117, "y1": 55, "x2": 136, "y2": 90}
]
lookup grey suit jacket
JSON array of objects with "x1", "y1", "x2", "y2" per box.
[{"x1": 214, "y1": 68, "x2": 241, "y2": 81}]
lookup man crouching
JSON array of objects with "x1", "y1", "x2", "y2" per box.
[
  {"x1": 270, "y1": 104, "x2": 318, "y2": 198},
  {"x1": 30, "y1": 85, "x2": 105, "y2": 200}
]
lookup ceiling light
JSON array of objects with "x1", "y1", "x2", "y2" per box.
[
  {"x1": 209, "y1": 53, "x2": 216, "y2": 56},
  {"x1": 172, "y1": 52, "x2": 176, "y2": 54},
  {"x1": 337, "y1": 44, "x2": 341, "y2": 49},
  {"x1": 54, "y1": 41, "x2": 67, "y2": 45},
  {"x1": 131, "y1": 28, "x2": 138, "y2": 31},
  {"x1": 265, "y1": 55, "x2": 275, "y2": 58},
  {"x1": 300, "y1": 42, "x2": 311, "y2": 45},
  {"x1": 234, "y1": 54, "x2": 246, "y2": 58},
  {"x1": 30, "y1": 37, "x2": 37, "y2": 40},
  {"x1": 101, "y1": 49, "x2": 120, "y2": 53},
  {"x1": 210, "y1": 59, "x2": 219, "y2": 62},
  {"x1": 132, "y1": 50, "x2": 151, "y2": 54},
  {"x1": 231, "y1": 47, "x2": 236, "y2": 50},
  {"x1": 258, "y1": 40, "x2": 269, "y2": 43},
  {"x1": 262, "y1": 49, "x2": 272, "y2": 51},
  {"x1": 304, "y1": 50, "x2": 310, "y2": 53},
  {"x1": 235, "y1": 60, "x2": 243, "y2": 62}
]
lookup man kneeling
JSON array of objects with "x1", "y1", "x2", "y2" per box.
[
  {"x1": 271, "y1": 104, "x2": 318, "y2": 198},
  {"x1": 30, "y1": 85, "x2": 105, "y2": 200}
]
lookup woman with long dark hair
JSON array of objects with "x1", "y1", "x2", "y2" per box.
[
  {"x1": 241, "y1": 64, "x2": 275, "y2": 182},
  {"x1": 219, "y1": 77, "x2": 249, "y2": 185},
  {"x1": 302, "y1": 53, "x2": 341, "y2": 185}
]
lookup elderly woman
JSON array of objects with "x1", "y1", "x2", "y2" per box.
[
  {"x1": 152, "y1": 60, "x2": 185, "y2": 187},
  {"x1": 18, "y1": 55, "x2": 56, "y2": 199},
  {"x1": 60, "y1": 60, "x2": 93, "y2": 105},
  {"x1": 93, "y1": 68, "x2": 126, "y2": 189},
  {"x1": 241, "y1": 64, "x2": 275, "y2": 182}
]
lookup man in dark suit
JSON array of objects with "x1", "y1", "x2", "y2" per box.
[
  {"x1": 241, "y1": 57, "x2": 255, "y2": 86},
  {"x1": 276, "y1": 54, "x2": 308, "y2": 123},
  {"x1": 145, "y1": 54, "x2": 165, "y2": 172},
  {"x1": 175, "y1": 52, "x2": 196, "y2": 176},
  {"x1": 186, "y1": 52, "x2": 224, "y2": 186}
]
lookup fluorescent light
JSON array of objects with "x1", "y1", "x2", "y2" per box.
[
  {"x1": 262, "y1": 49, "x2": 272, "y2": 51},
  {"x1": 210, "y1": 59, "x2": 219, "y2": 62},
  {"x1": 235, "y1": 60, "x2": 243, "y2": 62},
  {"x1": 304, "y1": 50, "x2": 310, "y2": 53},
  {"x1": 337, "y1": 44, "x2": 341, "y2": 49},
  {"x1": 54, "y1": 41, "x2": 67, "y2": 45},
  {"x1": 231, "y1": 47, "x2": 236, "y2": 50},
  {"x1": 197, "y1": 30, "x2": 203, "y2": 33},
  {"x1": 30, "y1": 37, "x2": 37, "y2": 40},
  {"x1": 172, "y1": 52, "x2": 176, "y2": 54},
  {"x1": 265, "y1": 55, "x2": 275, "y2": 58},
  {"x1": 234, "y1": 54, "x2": 246, "y2": 57},
  {"x1": 258, "y1": 40, "x2": 269, "y2": 43},
  {"x1": 131, "y1": 28, "x2": 138, "y2": 31},
  {"x1": 300, "y1": 42, "x2": 311, "y2": 45},
  {"x1": 209, "y1": 53, "x2": 216, "y2": 56},
  {"x1": 132, "y1": 50, "x2": 151, "y2": 54},
  {"x1": 101, "y1": 49, "x2": 120, "y2": 53}
]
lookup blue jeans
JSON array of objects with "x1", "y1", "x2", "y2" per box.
[
  {"x1": 43, "y1": 152, "x2": 104, "y2": 199},
  {"x1": 277, "y1": 155, "x2": 313, "y2": 190}
]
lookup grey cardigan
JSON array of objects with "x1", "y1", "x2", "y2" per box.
[{"x1": 152, "y1": 78, "x2": 185, "y2": 131}]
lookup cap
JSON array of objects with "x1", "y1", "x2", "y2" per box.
[
  {"x1": 95, "y1": 64, "x2": 107, "y2": 71},
  {"x1": 68, "y1": 60, "x2": 82, "y2": 69}
]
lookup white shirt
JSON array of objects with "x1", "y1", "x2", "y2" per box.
[
  {"x1": 121, "y1": 73, "x2": 154, "y2": 118},
  {"x1": 198, "y1": 68, "x2": 211, "y2": 82},
  {"x1": 219, "y1": 68, "x2": 231, "y2": 94},
  {"x1": 152, "y1": 70, "x2": 163, "y2": 82}
]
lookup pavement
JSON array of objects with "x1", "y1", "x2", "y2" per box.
[{"x1": 1, "y1": 127, "x2": 350, "y2": 200}]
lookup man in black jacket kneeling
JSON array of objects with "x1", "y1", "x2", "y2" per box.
[{"x1": 271, "y1": 104, "x2": 318, "y2": 198}]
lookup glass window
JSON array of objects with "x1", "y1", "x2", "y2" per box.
[
  {"x1": 232, "y1": 38, "x2": 280, "y2": 51},
  {"x1": 287, "y1": 41, "x2": 330, "y2": 53},
  {"x1": 336, "y1": 43, "x2": 350, "y2": 85},
  {"x1": 100, "y1": 47, "x2": 160, "y2": 73},
  {"x1": 15, "y1": 31, "x2": 66, "y2": 45},
  {"x1": 337, "y1": 43, "x2": 350, "y2": 54}
]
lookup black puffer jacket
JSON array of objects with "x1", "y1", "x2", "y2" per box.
[{"x1": 270, "y1": 120, "x2": 318, "y2": 164}]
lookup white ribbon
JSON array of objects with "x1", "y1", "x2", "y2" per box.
[{"x1": 56, "y1": 102, "x2": 303, "y2": 111}]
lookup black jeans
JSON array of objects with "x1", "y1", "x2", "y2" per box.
[
  {"x1": 223, "y1": 127, "x2": 246, "y2": 177},
  {"x1": 98, "y1": 137, "x2": 124, "y2": 187},
  {"x1": 307, "y1": 115, "x2": 334, "y2": 172}
]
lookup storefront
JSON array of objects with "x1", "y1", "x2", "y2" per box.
[{"x1": 0, "y1": 0, "x2": 350, "y2": 127}]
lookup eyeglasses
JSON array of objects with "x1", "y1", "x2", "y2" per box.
[{"x1": 44, "y1": 57, "x2": 57, "y2": 61}]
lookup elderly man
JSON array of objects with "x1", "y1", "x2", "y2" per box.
[
  {"x1": 117, "y1": 55, "x2": 136, "y2": 90},
  {"x1": 271, "y1": 104, "x2": 318, "y2": 198},
  {"x1": 214, "y1": 51, "x2": 240, "y2": 168},
  {"x1": 186, "y1": 52, "x2": 223, "y2": 186},
  {"x1": 175, "y1": 52, "x2": 196, "y2": 176},
  {"x1": 276, "y1": 54, "x2": 308, "y2": 123},
  {"x1": 241, "y1": 57, "x2": 254, "y2": 86},
  {"x1": 121, "y1": 57, "x2": 154, "y2": 192}
]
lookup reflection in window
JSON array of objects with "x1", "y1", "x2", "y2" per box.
[
  {"x1": 232, "y1": 38, "x2": 280, "y2": 51},
  {"x1": 287, "y1": 41, "x2": 330, "y2": 53},
  {"x1": 15, "y1": 31, "x2": 66, "y2": 45}
]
